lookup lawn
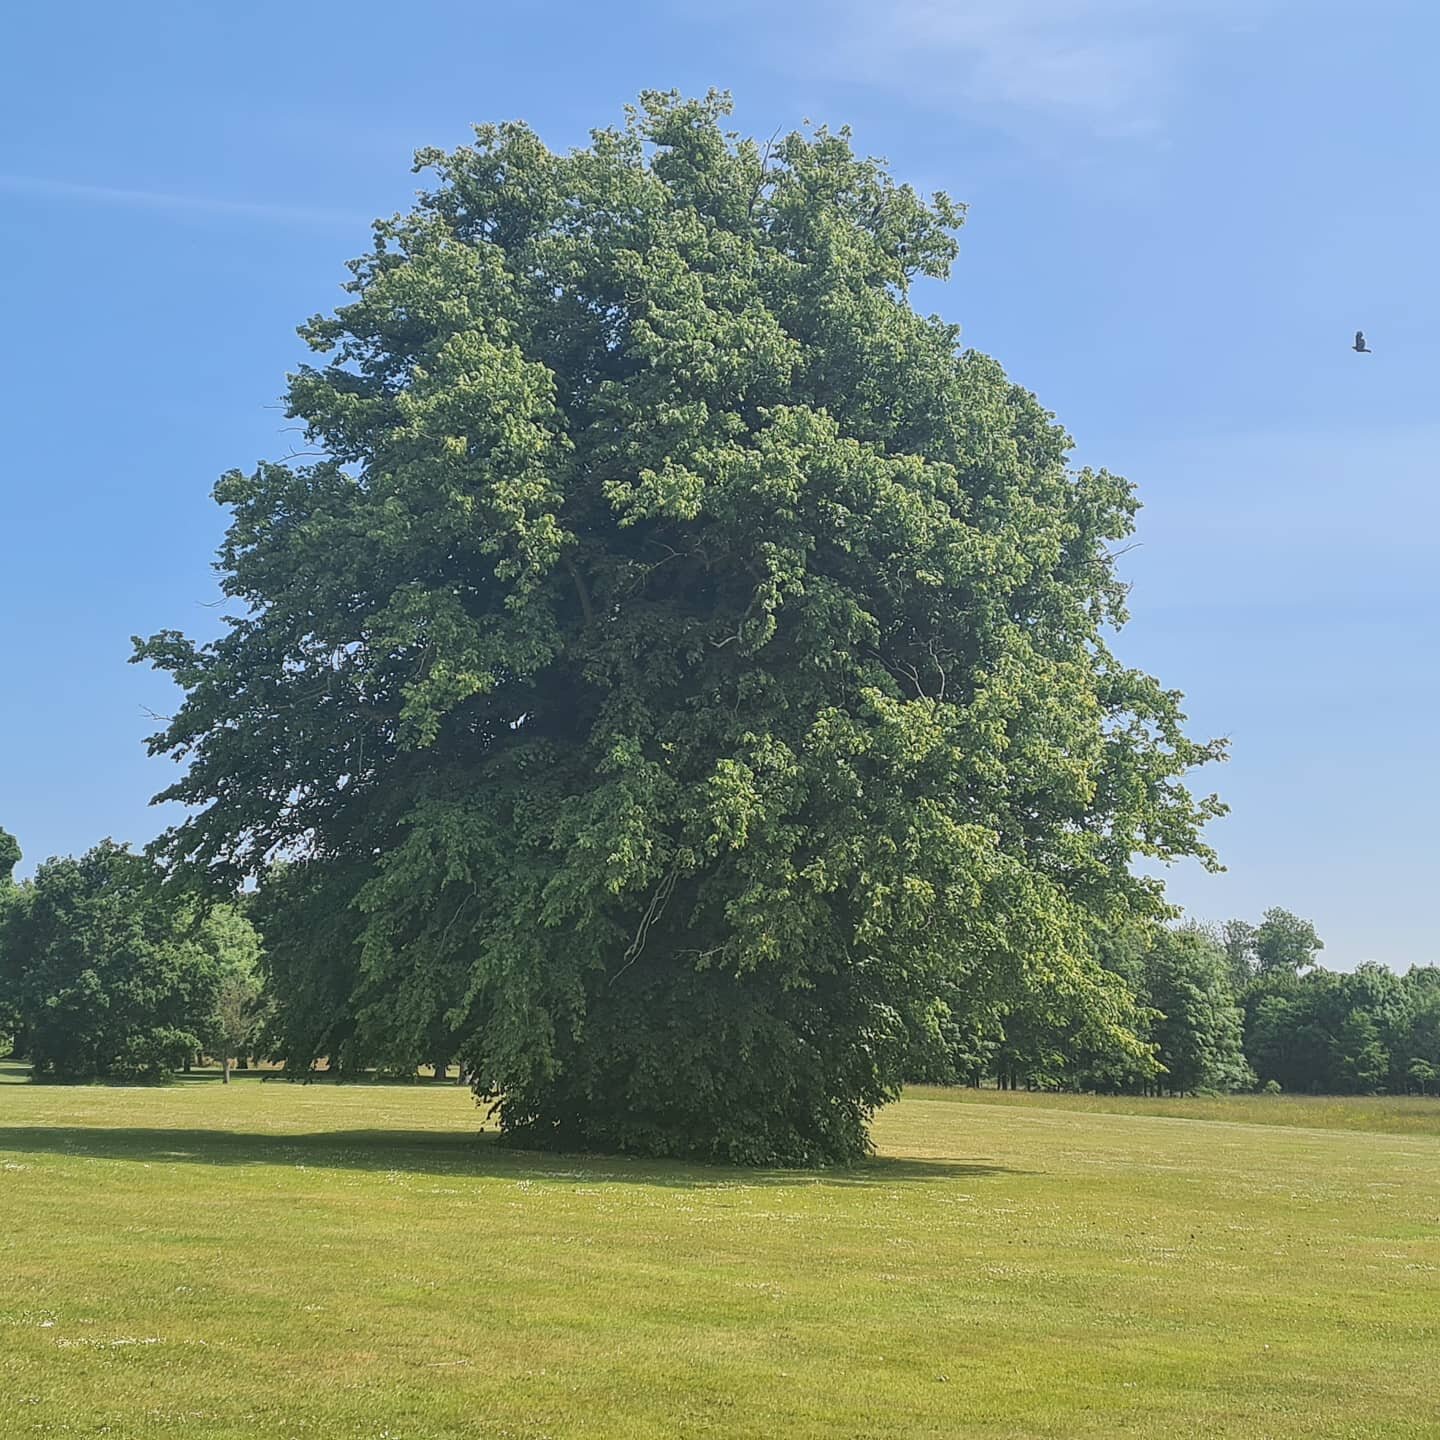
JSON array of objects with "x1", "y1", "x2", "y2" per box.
[
  {"x1": 912, "y1": 1084, "x2": 1440, "y2": 1137},
  {"x1": 2, "y1": 1064, "x2": 1437, "y2": 1438}
]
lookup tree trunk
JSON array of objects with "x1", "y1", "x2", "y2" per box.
[{"x1": 222, "y1": 1056, "x2": 231, "y2": 1084}]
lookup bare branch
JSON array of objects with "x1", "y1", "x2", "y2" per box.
[
  {"x1": 895, "y1": 660, "x2": 927, "y2": 699},
  {"x1": 747, "y1": 125, "x2": 784, "y2": 219},
  {"x1": 608, "y1": 855, "x2": 682, "y2": 989},
  {"x1": 927, "y1": 638, "x2": 948, "y2": 702}
]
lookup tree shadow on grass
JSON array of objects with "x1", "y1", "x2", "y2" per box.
[{"x1": 0, "y1": 1124, "x2": 1017, "y2": 1188}]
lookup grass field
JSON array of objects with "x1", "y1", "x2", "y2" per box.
[
  {"x1": 2, "y1": 1064, "x2": 1438, "y2": 1438},
  {"x1": 915, "y1": 1084, "x2": 1440, "y2": 1137}
]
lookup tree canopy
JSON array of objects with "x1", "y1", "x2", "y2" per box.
[
  {"x1": 1253, "y1": 908, "x2": 1324, "y2": 976},
  {"x1": 135, "y1": 92, "x2": 1223, "y2": 1163}
]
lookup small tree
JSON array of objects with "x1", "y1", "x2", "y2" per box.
[
  {"x1": 210, "y1": 968, "x2": 262, "y2": 1082},
  {"x1": 198, "y1": 904, "x2": 265, "y2": 1082}
]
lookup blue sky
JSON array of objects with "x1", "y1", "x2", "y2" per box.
[{"x1": 2, "y1": 1, "x2": 1436, "y2": 968}]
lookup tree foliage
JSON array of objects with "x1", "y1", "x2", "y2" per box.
[
  {"x1": 1141, "y1": 927, "x2": 1251, "y2": 1094},
  {"x1": 0, "y1": 825, "x2": 22, "y2": 1047},
  {"x1": 1253, "y1": 908, "x2": 1323, "y2": 976},
  {"x1": 198, "y1": 904, "x2": 267, "y2": 1081},
  {"x1": 1238, "y1": 939, "x2": 1435, "y2": 1096},
  {"x1": 0, "y1": 841, "x2": 221, "y2": 1080},
  {"x1": 135, "y1": 92, "x2": 1223, "y2": 1163},
  {"x1": 0, "y1": 825, "x2": 19, "y2": 888},
  {"x1": 1219, "y1": 918, "x2": 1258, "y2": 990}
]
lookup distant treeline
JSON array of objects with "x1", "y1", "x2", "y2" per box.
[
  {"x1": 3, "y1": 827, "x2": 1437, "y2": 1098},
  {"x1": 912, "y1": 909, "x2": 1440, "y2": 1097}
]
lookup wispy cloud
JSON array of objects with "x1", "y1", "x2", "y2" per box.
[
  {"x1": 820, "y1": 0, "x2": 1273, "y2": 137},
  {"x1": 0, "y1": 174, "x2": 369, "y2": 227}
]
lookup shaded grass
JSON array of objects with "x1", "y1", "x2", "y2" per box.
[
  {"x1": 2, "y1": 1066, "x2": 1438, "y2": 1438},
  {"x1": 0, "y1": 1122, "x2": 986, "y2": 1187}
]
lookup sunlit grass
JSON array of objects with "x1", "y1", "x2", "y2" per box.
[
  {"x1": 914, "y1": 1084, "x2": 1440, "y2": 1136},
  {"x1": 2, "y1": 1063, "x2": 1437, "y2": 1437}
]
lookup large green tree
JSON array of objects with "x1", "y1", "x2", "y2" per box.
[
  {"x1": 135, "y1": 92, "x2": 1222, "y2": 1163},
  {"x1": 1, "y1": 841, "x2": 221, "y2": 1080}
]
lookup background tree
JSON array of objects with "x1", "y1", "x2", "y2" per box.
[
  {"x1": 1343, "y1": 961, "x2": 1412, "y2": 1091},
  {"x1": 0, "y1": 825, "x2": 23, "y2": 1053},
  {"x1": 1239, "y1": 955, "x2": 1420, "y2": 1096},
  {"x1": 1240, "y1": 986, "x2": 1299, "y2": 1090},
  {"x1": 1402, "y1": 972, "x2": 1440, "y2": 1092},
  {"x1": 1254, "y1": 908, "x2": 1323, "y2": 976},
  {"x1": 198, "y1": 904, "x2": 266, "y2": 1082},
  {"x1": 1219, "y1": 918, "x2": 1258, "y2": 991},
  {"x1": 0, "y1": 826, "x2": 19, "y2": 887},
  {"x1": 1064, "y1": 918, "x2": 1164, "y2": 1094},
  {"x1": 903, "y1": 979, "x2": 1001, "y2": 1087},
  {"x1": 906, "y1": 924, "x2": 1156, "y2": 1094},
  {"x1": 1142, "y1": 927, "x2": 1252, "y2": 1094},
  {"x1": 135, "y1": 92, "x2": 1223, "y2": 1163},
  {"x1": 1, "y1": 841, "x2": 221, "y2": 1080},
  {"x1": 249, "y1": 861, "x2": 368, "y2": 1076},
  {"x1": 1334, "y1": 1008, "x2": 1388, "y2": 1094}
]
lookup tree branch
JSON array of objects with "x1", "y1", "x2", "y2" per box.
[{"x1": 608, "y1": 855, "x2": 682, "y2": 989}]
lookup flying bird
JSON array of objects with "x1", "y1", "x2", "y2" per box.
[{"x1": 1353, "y1": 331, "x2": 1373, "y2": 353}]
